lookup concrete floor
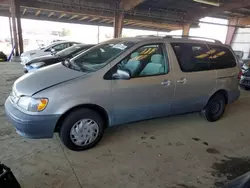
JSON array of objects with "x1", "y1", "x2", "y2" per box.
[{"x1": 1, "y1": 62, "x2": 250, "y2": 188}]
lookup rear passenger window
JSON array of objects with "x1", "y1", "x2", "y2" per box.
[
  {"x1": 207, "y1": 45, "x2": 236, "y2": 69},
  {"x1": 171, "y1": 43, "x2": 236, "y2": 72}
]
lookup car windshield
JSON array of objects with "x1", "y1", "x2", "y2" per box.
[
  {"x1": 67, "y1": 41, "x2": 135, "y2": 72},
  {"x1": 56, "y1": 45, "x2": 82, "y2": 57}
]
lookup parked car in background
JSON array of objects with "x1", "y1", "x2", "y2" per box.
[
  {"x1": 234, "y1": 51, "x2": 244, "y2": 66},
  {"x1": 24, "y1": 44, "x2": 95, "y2": 73},
  {"x1": 5, "y1": 36, "x2": 240, "y2": 151},
  {"x1": 239, "y1": 60, "x2": 250, "y2": 90},
  {"x1": 20, "y1": 41, "x2": 80, "y2": 65},
  {"x1": 234, "y1": 50, "x2": 244, "y2": 60}
]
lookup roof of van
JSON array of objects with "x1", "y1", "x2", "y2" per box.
[{"x1": 109, "y1": 35, "x2": 224, "y2": 46}]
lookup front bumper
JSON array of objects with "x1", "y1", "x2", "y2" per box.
[{"x1": 4, "y1": 97, "x2": 60, "y2": 139}]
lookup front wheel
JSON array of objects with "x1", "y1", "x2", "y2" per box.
[
  {"x1": 59, "y1": 109, "x2": 104, "y2": 151},
  {"x1": 202, "y1": 93, "x2": 226, "y2": 122}
]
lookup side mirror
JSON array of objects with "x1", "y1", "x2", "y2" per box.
[
  {"x1": 50, "y1": 48, "x2": 56, "y2": 55},
  {"x1": 112, "y1": 69, "x2": 131, "y2": 80}
]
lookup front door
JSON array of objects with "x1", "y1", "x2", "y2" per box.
[
  {"x1": 170, "y1": 42, "x2": 216, "y2": 114},
  {"x1": 110, "y1": 43, "x2": 175, "y2": 125}
]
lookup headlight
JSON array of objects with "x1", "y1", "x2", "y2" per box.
[
  {"x1": 30, "y1": 52, "x2": 36, "y2": 56},
  {"x1": 30, "y1": 62, "x2": 45, "y2": 68},
  {"x1": 17, "y1": 97, "x2": 48, "y2": 112}
]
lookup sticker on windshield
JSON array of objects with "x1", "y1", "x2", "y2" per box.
[{"x1": 112, "y1": 44, "x2": 127, "y2": 50}]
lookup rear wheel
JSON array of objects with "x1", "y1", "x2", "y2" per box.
[
  {"x1": 202, "y1": 93, "x2": 226, "y2": 122},
  {"x1": 59, "y1": 109, "x2": 104, "y2": 151}
]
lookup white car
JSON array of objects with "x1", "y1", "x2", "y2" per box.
[{"x1": 20, "y1": 41, "x2": 80, "y2": 65}]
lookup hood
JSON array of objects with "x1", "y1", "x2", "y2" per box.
[
  {"x1": 13, "y1": 63, "x2": 86, "y2": 96},
  {"x1": 26, "y1": 54, "x2": 56, "y2": 65},
  {"x1": 21, "y1": 49, "x2": 39, "y2": 57}
]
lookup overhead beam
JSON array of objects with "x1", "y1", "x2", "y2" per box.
[
  {"x1": 239, "y1": 16, "x2": 250, "y2": 25},
  {"x1": 89, "y1": 17, "x2": 99, "y2": 22},
  {"x1": 79, "y1": 16, "x2": 89, "y2": 21},
  {"x1": 69, "y1": 15, "x2": 78, "y2": 20},
  {"x1": 58, "y1": 13, "x2": 66, "y2": 19},
  {"x1": 0, "y1": 0, "x2": 9, "y2": 5},
  {"x1": 48, "y1": 12, "x2": 54, "y2": 17},
  {"x1": 125, "y1": 19, "x2": 182, "y2": 30},
  {"x1": 35, "y1": 9, "x2": 41, "y2": 16},
  {"x1": 18, "y1": 0, "x2": 183, "y2": 31},
  {"x1": 120, "y1": 0, "x2": 144, "y2": 11},
  {"x1": 22, "y1": 8, "x2": 26, "y2": 15},
  {"x1": 107, "y1": 19, "x2": 114, "y2": 24},
  {"x1": 20, "y1": 0, "x2": 113, "y2": 18},
  {"x1": 99, "y1": 18, "x2": 110, "y2": 23},
  {"x1": 187, "y1": 0, "x2": 250, "y2": 20}
]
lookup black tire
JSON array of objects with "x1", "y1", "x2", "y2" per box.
[
  {"x1": 202, "y1": 93, "x2": 226, "y2": 122},
  {"x1": 59, "y1": 109, "x2": 104, "y2": 151}
]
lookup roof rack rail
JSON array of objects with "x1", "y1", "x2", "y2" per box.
[
  {"x1": 164, "y1": 35, "x2": 222, "y2": 44},
  {"x1": 136, "y1": 35, "x2": 160, "y2": 37}
]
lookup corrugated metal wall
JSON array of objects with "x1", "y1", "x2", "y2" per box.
[{"x1": 232, "y1": 28, "x2": 250, "y2": 59}]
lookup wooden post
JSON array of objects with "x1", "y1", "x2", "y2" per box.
[
  {"x1": 15, "y1": 0, "x2": 23, "y2": 54},
  {"x1": 8, "y1": 16, "x2": 14, "y2": 50},
  {"x1": 10, "y1": 0, "x2": 19, "y2": 56},
  {"x1": 225, "y1": 18, "x2": 238, "y2": 45},
  {"x1": 182, "y1": 23, "x2": 191, "y2": 36},
  {"x1": 113, "y1": 11, "x2": 124, "y2": 38}
]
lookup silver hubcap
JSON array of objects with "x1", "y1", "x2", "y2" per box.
[{"x1": 70, "y1": 119, "x2": 99, "y2": 146}]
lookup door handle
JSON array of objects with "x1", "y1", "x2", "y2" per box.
[
  {"x1": 161, "y1": 80, "x2": 171, "y2": 86},
  {"x1": 177, "y1": 78, "x2": 187, "y2": 84}
]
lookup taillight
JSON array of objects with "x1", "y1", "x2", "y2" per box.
[{"x1": 238, "y1": 70, "x2": 242, "y2": 79}]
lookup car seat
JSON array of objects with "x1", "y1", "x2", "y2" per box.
[
  {"x1": 139, "y1": 54, "x2": 165, "y2": 76},
  {"x1": 123, "y1": 52, "x2": 141, "y2": 76}
]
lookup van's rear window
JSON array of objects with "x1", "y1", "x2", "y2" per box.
[{"x1": 171, "y1": 43, "x2": 236, "y2": 72}]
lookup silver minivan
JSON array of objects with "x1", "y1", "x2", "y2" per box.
[{"x1": 5, "y1": 36, "x2": 240, "y2": 151}]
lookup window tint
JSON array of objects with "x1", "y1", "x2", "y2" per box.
[
  {"x1": 116, "y1": 44, "x2": 168, "y2": 78},
  {"x1": 171, "y1": 43, "x2": 212, "y2": 72},
  {"x1": 171, "y1": 43, "x2": 236, "y2": 72},
  {"x1": 207, "y1": 44, "x2": 236, "y2": 69}
]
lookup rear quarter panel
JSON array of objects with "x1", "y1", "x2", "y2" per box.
[
  {"x1": 215, "y1": 46, "x2": 240, "y2": 104},
  {"x1": 215, "y1": 67, "x2": 240, "y2": 103}
]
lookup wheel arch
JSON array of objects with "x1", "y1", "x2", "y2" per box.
[
  {"x1": 207, "y1": 89, "x2": 228, "y2": 106},
  {"x1": 54, "y1": 104, "x2": 110, "y2": 132}
]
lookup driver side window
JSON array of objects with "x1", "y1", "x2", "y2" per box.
[{"x1": 117, "y1": 44, "x2": 168, "y2": 78}]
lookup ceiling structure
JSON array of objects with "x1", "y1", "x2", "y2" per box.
[{"x1": 1, "y1": 0, "x2": 250, "y2": 31}]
